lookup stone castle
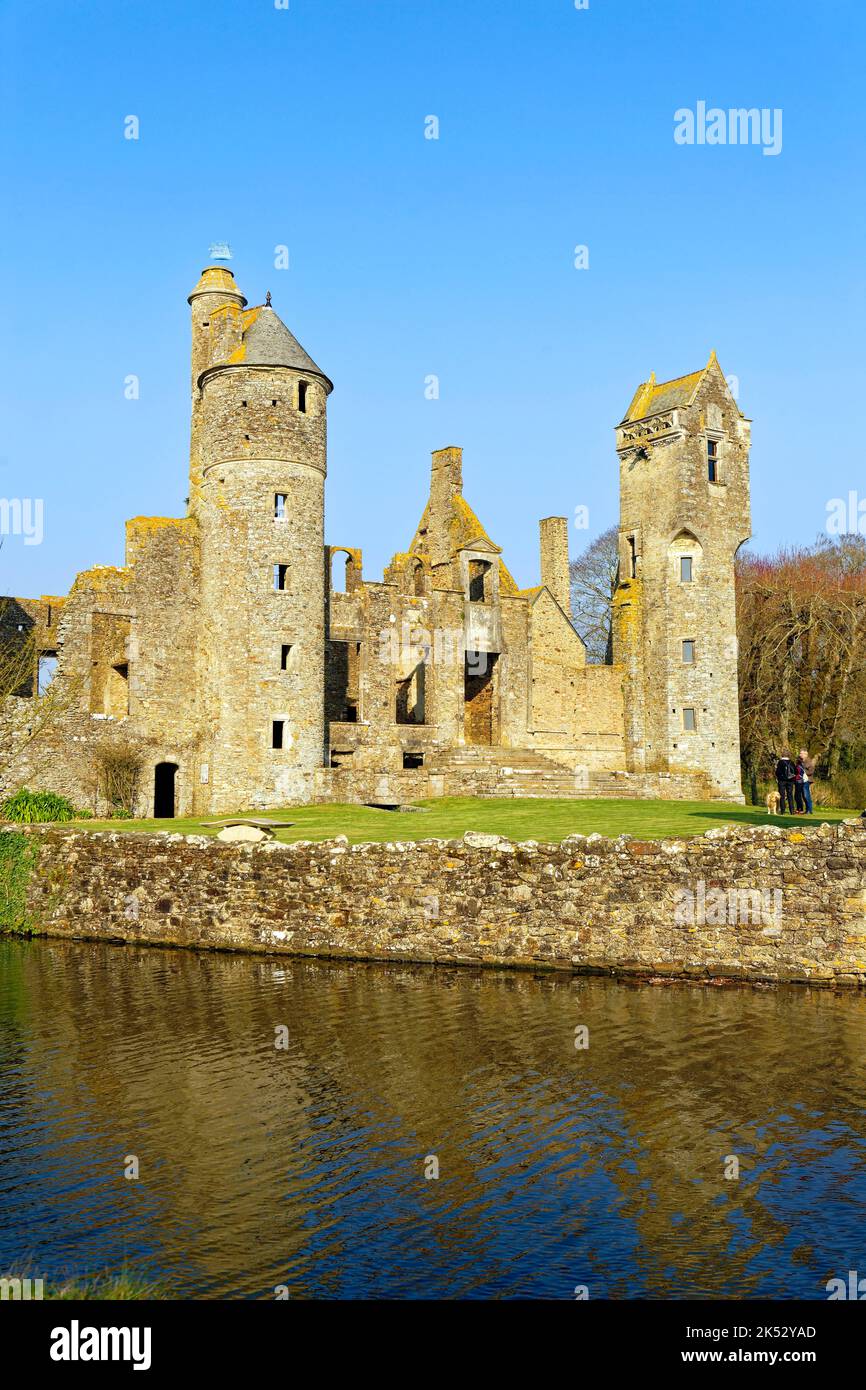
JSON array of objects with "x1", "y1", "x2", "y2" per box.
[{"x1": 0, "y1": 265, "x2": 751, "y2": 816}]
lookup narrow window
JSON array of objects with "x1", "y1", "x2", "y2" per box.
[
  {"x1": 682, "y1": 639, "x2": 695, "y2": 664},
  {"x1": 298, "y1": 381, "x2": 308, "y2": 413},
  {"x1": 275, "y1": 493, "x2": 287, "y2": 518},
  {"x1": 707, "y1": 438, "x2": 719, "y2": 482},
  {"x1": 271, "y1": 399, "x2": 277, "y2": 406},
  {"x1": 628, "y1": 535, "x2": 637, "y2": 578},
  {"x1": 274, "y1": 564, "x2": 289, "y2": 590},
  {"x1": 680, "y1": 555, "x2": 693, "y2": 583},
  {"x1": 241, "y1": 400, "x2": 247, "y2": 408},
  {"x1": 272, "y1": 720, "x2": 285, "y2": 750},
  {"x1": 280, "y1": 643, "x2": 292, "y2": 669},
  {"x1": 682, "y1": 707, "x2": 697, "y2": 731}
]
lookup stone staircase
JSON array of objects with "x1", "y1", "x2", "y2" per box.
[
  {"x1": 425, "y1": 746, "x2": 588, "y2": 798},
  {"x1": 424, "y1": 746, "x2": 712, "y2": 800}
]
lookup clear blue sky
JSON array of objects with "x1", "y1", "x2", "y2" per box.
[{"x1": 1, "y1": 0, "x2": 863, "y2": 599}]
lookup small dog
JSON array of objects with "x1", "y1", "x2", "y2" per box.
[{"x1": 766, "y1": 789, "x2": 781, "y2": 815}]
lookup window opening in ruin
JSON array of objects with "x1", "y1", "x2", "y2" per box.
[
  {"x1": 280, "y1": 643, "x2": 293, "y2": 669},
  {"x1": 109, "y1": 662, "x2": 129, "y2": 717},
  {"x1": 396, "y1": 663, "x2": 425, "y2": 725},
  {"x1": 272, "y1": 720, "x2": 285, "y2": 750},
  {"x1": 628, "y1": 535, "x2": 637, "y2": 578},
  {"x1": 680, "y1": 556, "x2": 693, "y2": 582},
  {"x1": 468, "y1": 558, "x2": 491, "y2": 603},
  {"x1": 37, "y1": 652, "x2": 58, "y2": 695},
  {"x1": 275, "y1": 494, "x2": 287, "y2": 518},
  {"x1": 298, "y1": 381, "x2": 308, "y2": 413},
  {"x1": 707, "y1": 438, "x2": 719, "y2": 482},
  {"x1": 274, "y1": 564, "x2": 289, "y2": 590},
  {"x1": 682, "y1": 640, "x2": 695, "y2": 664},
  {"x1": 682, "y1": 708, "x2": 697, "y2": 731},
  {"x1": 403, "y1": 752, "x2": 424, "y2": 769}
]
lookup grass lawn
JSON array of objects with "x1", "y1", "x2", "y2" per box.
[{"x1": 70, "y1": 797, "x2": 860, "y2": 845}]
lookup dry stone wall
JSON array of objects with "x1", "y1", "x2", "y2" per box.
[{"x1": 12, "y1": 818, "x2": 866, "y2": 986}]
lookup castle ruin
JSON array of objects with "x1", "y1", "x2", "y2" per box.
[{"x1": 0, "y1": 266, "x2": 751, "y2": 815}]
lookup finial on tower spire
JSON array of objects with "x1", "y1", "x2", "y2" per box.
[{"x1": 265, "y1": 290, "x2": 272, "y2": 306}]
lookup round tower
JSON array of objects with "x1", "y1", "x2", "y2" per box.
[
  {"x1": 187, "y1": 266, "x2": 247, "y2": 501},
  {"x1": 192, "y1": 284, "x2": 333, "y2": 809}
]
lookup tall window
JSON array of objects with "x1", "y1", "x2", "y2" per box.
[
  {"x1": 298, "y1": 381, "x2": 308, "y2": 413},
  {"x1": 272, "y1": 720, "x2": 285, "y2": 750},
  {"x1": 628, "y1": 535, "x2": 637, "y2": 578},
  {"x1": 682, "y1": 707, "x2": 697, "y2": 731},
  {"x1": 280, "y1": 643, "x2": 293, "y2": 670},
  {"x1": 274, "y1": 564, "x2": 288, "y2": 590},
  {"x1": 680, "y1": 555, "x2": 693, "y2": 583},
  {"x1": 707, "y1": 438, "x2": 719, "y2": 482},
  {"x1": 682, "y1": 639, "x2": 695, "y2": 664},
  {"x1": 274, "y1": 493, "x2": 287, "y2": 518}
]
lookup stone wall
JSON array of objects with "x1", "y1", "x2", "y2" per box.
[{"x1": 11, "y1": 818, "x2": 866, "y2": 986}]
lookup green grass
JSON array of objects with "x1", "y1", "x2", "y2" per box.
[
  {"x1": 69, "y1": 796, "x2": 860, "y2": 845},
  {"x1": 2, "y1": 1269, "x2": 167, "y2": 1300}
]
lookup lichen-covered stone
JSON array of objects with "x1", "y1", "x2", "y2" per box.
[{"x1": 11, "y1": 818, "x2": 866, "y2": 987}]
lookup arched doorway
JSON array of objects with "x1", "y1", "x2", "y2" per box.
[{"x1": 154, "y1": 762, "x2": 178, "y2": 818}]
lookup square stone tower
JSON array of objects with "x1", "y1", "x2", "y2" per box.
[{"x1": 612, "y1": 353, "x2": 751, "y2": 800}]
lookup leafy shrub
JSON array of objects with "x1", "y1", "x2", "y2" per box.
[
  {"x1": 0, "y1": 829, "x2": 39, "y2": 932},
  {"x1": 0, "y1": 788, "x2": 78, "y2": 823}
]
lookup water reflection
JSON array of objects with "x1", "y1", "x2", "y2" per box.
[{"x1": 0, "y1": 938, "x2": 864, "y2": 1298}]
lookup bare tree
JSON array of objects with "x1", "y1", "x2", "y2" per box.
[
  {"x1": 736, "y1": 535, "x2": 866, "y2": 798},
  {"x1": 569, "y1": 525, "x2": 619, "y2": 664}
]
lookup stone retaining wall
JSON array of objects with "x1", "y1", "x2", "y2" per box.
[{"x1": 7, "y1": 819, "x2": 866, "y2": 986}]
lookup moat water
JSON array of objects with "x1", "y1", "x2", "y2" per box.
[{"x1": 1, "y1": 937, "x2": 865, "y2": 1299}]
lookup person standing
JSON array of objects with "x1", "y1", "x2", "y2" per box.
[
  {"x1": 798, "y1": 749, "x2": 814, "y2": 815},
  {"x1": 775, "y1": 752, "x2": 797, "y2": 815}
]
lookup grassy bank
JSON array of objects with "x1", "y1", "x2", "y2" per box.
[
  {"x1": 68, "y1": 797, "x2": 860, "y2": 845},
  {"x1": 3, "y1": 1271, "x2": 166, "y2": 1300}
]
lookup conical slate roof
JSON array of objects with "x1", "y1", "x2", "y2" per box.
[{"x1": 229, "y1": 305, "x2": 332, "y2": 391}]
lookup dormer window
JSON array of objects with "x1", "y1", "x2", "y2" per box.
[
  {"x1": 468, "y1": 559, "x2": 491, "y2": 603},
  {"x1": 298, "y1": 381, "x2": 308, "y2": 414}
]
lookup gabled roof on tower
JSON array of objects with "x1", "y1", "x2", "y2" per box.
[
  {"x1": 621, "y1": 351, "x2": 741, "y2": 423},
  {"x1": 409, "y1": 492, "x2": 519, "y2": 594},
  {"x1": 226, "y1": 304, "x2": 333, "y2": 391}
]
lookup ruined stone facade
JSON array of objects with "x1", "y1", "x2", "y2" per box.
[{"x1": 0, "y1": 267, "x2": 751, "y2": 815}]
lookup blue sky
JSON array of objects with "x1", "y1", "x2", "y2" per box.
[{"x1": 1, "y1": 0, "x2": 864, "y2": 598}]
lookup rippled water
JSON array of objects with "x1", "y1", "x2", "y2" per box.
[{"x1": 1, "y1": 937, "x2": 865, "y2": 1298}]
